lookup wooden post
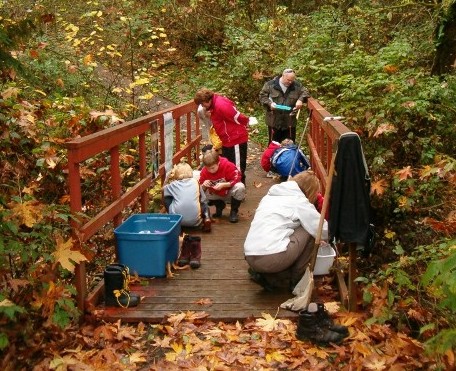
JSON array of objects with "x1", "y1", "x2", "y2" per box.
[{"x1": 348, "y1": 242, "x2": 358, "y2": 312}]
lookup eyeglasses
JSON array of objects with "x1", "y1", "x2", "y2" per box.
[{"x1": 283, "y1": 68, "x2": 295, "y2": 74}]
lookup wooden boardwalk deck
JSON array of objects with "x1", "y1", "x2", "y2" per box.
[{"x1": 87, "y1": 145, "x2": 316, "y2": 323}]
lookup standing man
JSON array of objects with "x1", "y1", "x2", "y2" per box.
[
  {"x1": 194, "y1": 88, "x2": 249, "y2": 184},
  {"x1": 259, "y1": 68, "x2": 310, "y2": 144}
]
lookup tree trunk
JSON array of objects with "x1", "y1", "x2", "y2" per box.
[{"x1": 431, "y1": 2, "x2": 456, "y2": 75}]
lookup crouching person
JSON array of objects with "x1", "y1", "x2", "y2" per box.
[
  {"x1": 243, "y1": 170, "x2": 327, "y2": 291},
  {"x1": 163, "y1": 162, "x2": 211, "y2": 232},
  {"x1": 199, "y1": 149, "x2": 245, "y2": 223}
]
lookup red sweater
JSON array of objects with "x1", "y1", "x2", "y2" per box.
[
  {"x1": 260, "y1": 141, "x2": 281, "y2": 172},
  {"x1": 208, "y1": 94, "x2": 249, "y2": 147},
  {"x1": 199, "y1": 157, "x2": 242, "y2": 197}
]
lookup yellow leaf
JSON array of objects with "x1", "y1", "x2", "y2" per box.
[
  {"x1": 128, "y1": 351, "x2": 147, "y2": 364},
  {"x1": 398, "y1": 195, "x2": 409, "y2": 208},
  {"x1": 266, "y1": 350, "x2": 285, "y2": 362},
  {"x1": 83, "y1": 54, "x2": 93, "y2": 65},
  {"x1": 8, "y1": 200, "x2": 44, "y2": 227},
  {"x1": 0, "y1": 299, "x2": 15, "y2": 307},
  {"x1": 255, "y1": 312, "x2": 278, "y2": 331},
  {"x1": 170, "y1": 341, "x2": 183, "y2": 354},
  {"x1": 53, "y1": 235, "x2": 87, "y2": 273},
  {"x1": 384, "y1": 229, "x2": 396, "y2": 239}
]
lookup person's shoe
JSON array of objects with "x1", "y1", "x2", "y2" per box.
[
  {"x1": 189, "y1": 236, "x2": 202, "y2": 269},
  {"x1": 229, "y1": 209, "x2": 239, "y2": 223},
  {"x1": 248, "y1": 268, "x2": 275, "y2": 292},
  {"x1": 229, "y1": 197, "x2": 241, "y2": 223},
  {"x1": 309, "y1": 302, "x2": 349, "y2": 336},
  {"x1": 177, "y1": 234, "x2": 192, "y2": 266},
  {"x1": 296, "y1": 308, "x2": 347, "y2": 346},
  {"x1": 211, "y1": 200, "x2": 226, "y2": 218},
  {"x1": 266, "y1": 171, "x2": 279, "y2": 178},
  {"x1": 104, "y1": 265, "x2": 140, "y2": 308},
  {"x1": 202, "y1": 217, "x2": 211, "y2": 232}
]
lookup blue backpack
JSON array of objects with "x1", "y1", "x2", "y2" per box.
[{"x1": 271, "y1": 145, "x2": 310, "y2": 177}]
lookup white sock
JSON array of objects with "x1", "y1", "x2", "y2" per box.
[{"x1": 307, "y1": 302, "x2": 318, "y2": 313}]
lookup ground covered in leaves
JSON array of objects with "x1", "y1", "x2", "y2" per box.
[{"x1": 27, "y1": 307, "x2": 443, "y2": 370}]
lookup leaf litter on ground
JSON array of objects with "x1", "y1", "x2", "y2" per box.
[{"x1": 29, "y1": 306, "x2": 443, "y2": 370}]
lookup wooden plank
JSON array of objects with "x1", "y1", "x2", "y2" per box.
[{"x1": 86, "y1": 159, "x2": 303, "y2": 323}]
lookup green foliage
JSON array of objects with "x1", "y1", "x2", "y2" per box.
[
  {"x1": 421, "y1": 240, "x2": 456, "y2": 312},
  {"x1": 0, "y1": 0, "x2": 455, "y2": 363}
]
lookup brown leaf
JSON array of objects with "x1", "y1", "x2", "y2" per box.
[
  {"x1": 194, "y1": 298, "x2": 213, "y2": 306},
  {"x1": 373, "y1": 123, "x2": 396, "y2": 137},
  {"x1": 395, "y1": 166, "x2": 413, "y2": 181},
  {"x1": 371, "y1": 179, "x2": 388, "y2": 196}
]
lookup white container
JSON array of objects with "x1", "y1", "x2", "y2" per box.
[{"x1": 314, "y1": 243, "x2": 336, "y2": 275}]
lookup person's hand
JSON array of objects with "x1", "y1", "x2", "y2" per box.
[
  {"x1": 270, "y1": 102, "x2": 277, "y2": 110},
  {"x1": 203, "y1": 180, "x2": 214, "y2": 188},
  {"x1": 212, "y1": 182, "x2": 227, "y2": 191},
  {"x1": 295, "y1": 100, "x2": 303, "y2": 110}
]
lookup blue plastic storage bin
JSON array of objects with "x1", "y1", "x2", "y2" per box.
[{"x1": 114, "y1": 213, "x2": 182, "y2": 277}]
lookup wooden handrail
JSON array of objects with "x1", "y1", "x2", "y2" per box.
[
  {"x1": 66, "y1": 97, "x2": 352, "y2": 312},
  {"x1": 66, "y1": 101, "x2": 202, "y2": 310}
]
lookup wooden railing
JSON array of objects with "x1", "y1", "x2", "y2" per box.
[
  {"x1": 66, "y1": 101, "x2": 202, "y2": 310},
  {"x1": 66, "y1": 97, "x2": 351, "y2": 312}
]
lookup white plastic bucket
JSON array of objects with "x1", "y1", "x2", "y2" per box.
[{"x1": 314, "y1": 243, "x2": 336, "y2": 275}]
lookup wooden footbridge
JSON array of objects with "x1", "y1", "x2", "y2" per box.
[{"x1": 66, "y1": 98, "x2": 356, "y2": 323}]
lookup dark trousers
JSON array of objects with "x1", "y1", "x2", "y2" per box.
[
  {"x1": 222, "y1": 142, "x2": 247, "y2": 184},
  {"x1": 268, "y1": 126, "x2": 296, "y2": 144}
]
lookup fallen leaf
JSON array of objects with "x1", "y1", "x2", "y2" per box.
[{"x1": 194, "y1": 298, "x2": 213, "y2": 306}]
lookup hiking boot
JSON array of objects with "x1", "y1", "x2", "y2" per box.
[
  {"x1": 189, "y1": 236, "x2": 202, "y2": 269},
  {"x1": 296, "y1": 309, "x2": 347, "y2": 346},
  {"x1": 211, "y1": 200, "x2": 226, "y2": 218},
  {"x1": 248, "y1": 268, "x2": 275, "y2": 292},
  {"x1": 177, "y1": 234, "x2": 192, "y2": 266},
  {"x1": 309, "y1": 302, "x2": 349, "y2": 336},
  {"x1": 202, "y1": 217, "x2": 211, "y2": 233},
  {"x1": 229, "y1": 197, "x2": 241, "y2": 223},
  {"x1": 105, "y1": 264, "x2": 140, "y2": 303},
  {"x1": 104, "y1": 265, "x2": 140, "y2": 308}
]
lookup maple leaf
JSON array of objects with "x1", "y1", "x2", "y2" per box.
[
  {"x1": 255, "y1": 313, "x2": 278, "y2": 331},
  {"x1": 305, "y1": 346, "x2": 329, "y2": 359},
  {"x1": 252, "y1": 70, "x2": 264, "y2": 80},
  {"x1": 7, "y1": 200, "x2": 44, "y2": 227},
  {"x1": 165, "y1": 341, "x2": 184, "y2": 361},
  {"x1": 383, "y1": 64, "x2": 398, "y2": 74},
  {"x1": 53, "y1": 235, "x2": 87, "y2": 273},
  {"x1": 1, "y1": 86, "x2": 20, "y2": 99},
  {"x1": 167, "y1": 312, "x2": 186, "y2": 326},
  {"x1": 395, "y1": 166, "x2": 413, "y2": 181},
  {"x1": 373, "y1": 123, "x2": 396, "y2": 137},
  {"x1": 371, "y1": 178, "x2": 388, "y2": 196},
  {"x1": 185, "y1": 310, "x2": 209, "y2": 322},
  {"x1": 128, "y1": 351, "x2": 147, "y2": 364},
  {"x1": 419, "y1": 165, "x2": 439, "y2": 179},
  {"x1": 363, "y1": 355, "x2": 387, "y2": 370},
  {"x1": 266, "y1": 350, "x2": 285, "y2": 362},
  {"x1": 194, "y1": 298, "x2": 213, "y2": 306},
  {"x1": 89, "y1": 109, "x2": 124, "y2": 124}
]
